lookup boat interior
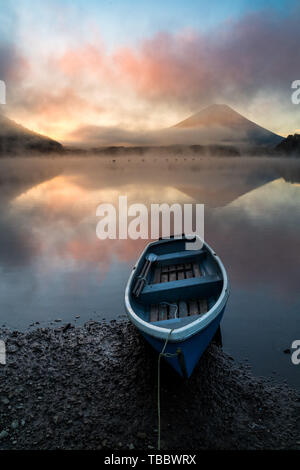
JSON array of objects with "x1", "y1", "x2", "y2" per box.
[{"x1": 131, "y1": 238, "x2": 224, "y2": 329}]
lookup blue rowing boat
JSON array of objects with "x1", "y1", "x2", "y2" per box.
[{"x1": 125, "y1": 235, "x2": 229, "y2": 378}]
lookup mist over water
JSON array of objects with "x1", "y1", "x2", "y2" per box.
[{"x1": 0, "y1": 154, "x2": 299, "y2": 388}]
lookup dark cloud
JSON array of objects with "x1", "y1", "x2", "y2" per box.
[
  {"x1": 114, "y1": 8, "x2": 300, "y2": 107},
  {"x1": 0, "y1": 42, "x2": 26, "y2": 83}
]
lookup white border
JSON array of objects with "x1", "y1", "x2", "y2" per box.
[{"x1": 125, "y1": 235, "x2": 230, "y2": 342}]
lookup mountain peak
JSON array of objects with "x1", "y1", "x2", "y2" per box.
[
  {"x1": 173, "y1": 104, "x2": 248, "y2": 129},
  {"x1": 172, "y1": 104, "x2": 282, "y2": 146},
  {"x1": 204, "y1": 103, "x2": 232, "y2": 111}
]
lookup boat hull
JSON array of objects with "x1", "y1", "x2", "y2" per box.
[
  {"x1": 125, "y1": 235, "x2": 229, "y2": 378},
  {"x1": 141, "y1": 306, "x2": 225, "y2": 378}
]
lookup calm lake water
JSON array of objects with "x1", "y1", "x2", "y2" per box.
[{"x1": 0, "y1": 155, "x2": 299, "y2": 388}]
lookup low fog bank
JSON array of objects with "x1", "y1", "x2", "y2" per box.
[
  {"x1": 69, "y1": 120, "x2": 282, "y2": 148},
  {"x1": 0, "y1": 151, "x2": 299, "y2": 175},
  {"x1": 64, "y1": 143, "x2": 288, "y2": 159},
  {"x1": 0, "y1": 154, "x2": 299, "y2": 203},
  {"x1": 1, "y1": 135, "x2": 297, "y2": 160}
]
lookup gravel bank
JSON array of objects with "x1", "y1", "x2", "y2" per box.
[{"x1": 0, "y1": 320, "x2": 299, "y2": 450}]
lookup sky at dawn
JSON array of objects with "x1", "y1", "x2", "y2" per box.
[{"x1": 1, "y1": 0, "x2": 300, "y2": 142}]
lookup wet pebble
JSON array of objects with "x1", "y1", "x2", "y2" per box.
[
  {"x1": 0, "y1": 319, "x2": 298, "y2": 450},
  {"x1": 0, "y1": 431, "x2": 8, "y2": 440}
]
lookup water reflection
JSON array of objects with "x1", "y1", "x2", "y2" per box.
[
  {"x1": 13, "y1": 174, "x2": 194, "y2": 268},
  {"x1": 210, "y1": 178, "x2": 300, "y2": 295},
  {"x1": 0, "y1": 156, "x2": 299, "y2": 388}
]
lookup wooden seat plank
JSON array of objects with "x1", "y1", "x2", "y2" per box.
[
  {"x1": 189, "y1": 300, "x2": 199, "y2": 315},
  {"x1": 193, "y1": 263, "x2": 201, "y2": 278},
  {"x1": 179, "y1": 301, "x2": 188, "y2": 317},
  {"x1": 168, "y1": 265, "x2": 176, "y2": 272},
  {"x1": 159, "y1": 304, "x2": 168, "y2": 320},
  {"x1": 199, "y1": 298, "x2": 208, "y2": 314},
  {"x1": 167, "y1": 266, "x2": 180, "y2": 274},
  {"x1": 153, "y1": 267, "x2": 161, "y2": 284},
  {"x1": 150, "y1": 305, "x2": 159, "y2": 322},
  {"x1": 168, "y1": 304, "x2": 178, "y2": 319}
]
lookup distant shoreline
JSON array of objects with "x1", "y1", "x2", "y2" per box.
[{"x1": 0, "y1": 142, "x2": 292, "y2": 158}]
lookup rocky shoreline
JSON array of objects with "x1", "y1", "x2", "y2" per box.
[{"x1": 0, "y1": 320, "x2": 299, "y2": 450}]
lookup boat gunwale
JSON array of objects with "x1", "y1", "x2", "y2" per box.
[{"x1": 125, "y1": 235, "x2": 229, "y2": 342}]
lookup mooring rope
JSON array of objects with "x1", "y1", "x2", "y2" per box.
[
  {"x1": 157, "y1": 328, "x2": 179, "y2": 450},
  {"x1": 158, "y1": 302, "x2": 178, "y2": 319}
]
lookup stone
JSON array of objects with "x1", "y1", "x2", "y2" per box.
[
  {"x1": 11, "y1": 420, "x2": 19, "y2": 429},
  {"x1": 0, "y1": 430, "x2": 9, "y2": 440}
]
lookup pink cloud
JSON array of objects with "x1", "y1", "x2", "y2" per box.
[
  {"x1": 112, "y1": 11, "x2": 300, "y2": 105},
  {"x1": 48, "y1": 9, "x2": 300, "y2": 111},
  {"x1": 59, "y1": 44, "x2": 111, "y2": 78},
  {"x1": 5, "y1": 8, "x2": 300, "y2": 138}
]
